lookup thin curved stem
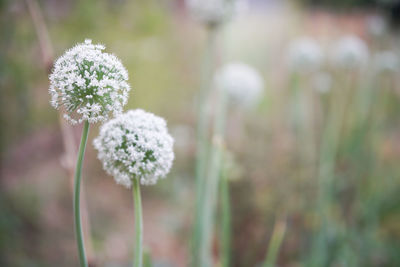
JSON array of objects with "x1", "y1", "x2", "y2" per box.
[
  {"x1": 263, "y1": 215, "x2": 287, "y2": 267},
  {"x1": 74, "y1": 121, "x2": 90, "y2": 267},
  {"x1": 220, "y1": 174, "x2": 231, "y2": 267},
  {"x1": 310, "y1": 74, "x2": 353, "y2": 266},
  {"x1": 199, "y1": 86, "x2": 228, "y2": 267},
  {"x1": 193, "y1": 25, "x2": 218, "y2": 265},
  {"x1": 133, "y1": 177, "x2": 143, "y2": 267}
]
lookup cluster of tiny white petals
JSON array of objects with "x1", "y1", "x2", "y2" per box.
[
  {"x1": 373, "y1": 51, "x2": 399, "y2": 73},
  {"x1": 186, "y1": 0, "x2": 246, "y2": 25},
  {"x1": 93, "y1": 109, "x2": 174, "y2": 187},
  {"x1": 287, "y1": 37, "x2": 324, "y2": 73},
  {"x1": 215, "y1": 63, "x2": 264, "y2": 108},
  {"x1": 332, "y1": 35, "x2": 369, "y2": 69},
  {"x1": 49, "y1": 39, "x2": 131, "y2": 124}
]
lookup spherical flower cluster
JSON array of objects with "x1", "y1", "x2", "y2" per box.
[
  {"x1": 373, "y1": 51, "x2": 399, "y2": 73},
  {"x1": 93, "y1": 109, "x2": 174, "y2": 187},
  {"x1": 214, "y1": 63, "x2": 264, "y2": 108},
  {"x1": 287, "y1": 37, "x2": 324, "y2": 73},
  {"x1": 186, "y1": 0, "x2": 246, "y2": 26},
  {"x1": 332, "y1": 35, "x2": 369, "y2": 69},
  {"x1": 367, "y1": 15, "x2": 387, "y2": 37},
  {"x1": 49, "y1": 39, "x2": 130, "y2": 124}
]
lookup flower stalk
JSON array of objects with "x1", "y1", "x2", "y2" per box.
[
  {"x1": 199, "y1": 85, "x2": 228, "y2": 267},
  {"x1": 133, "y1": 177, "x2": 143, "y2": 267},
  {"x1": 193, "y1": 24, "x2": 218, "y2": 265},
  {"x1": 219, "y1": 172, "x2": 231, "y2": 267},
  {"x1": 310, "y1": 74, "x2": 353, "y2": 266},
  {"x1": 74, "y1": 121, "x2": 90, "y2": 267},
  {"x1": 263, "y1": 215, "x2": 287, "y2": 267}
]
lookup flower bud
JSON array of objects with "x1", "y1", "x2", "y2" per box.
[
  {"x1": 214, "y1": 63, "x2": 264, "y2": 108},
  {"x1": 287, "y1": 37, "x2": 324, "y2": 73},
  {"x1": 332, "y1": 35, "x2": 369, "y2": 69}
]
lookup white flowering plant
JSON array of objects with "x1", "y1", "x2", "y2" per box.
[
  {"x1": 186, "y1": 0, "x2": 246, "y2": 26},
  {"x1": 214, "y1": 63, "x2": 264, "y2": 108},
  {"x1": 332, "y1": 35, "x2": 369, "y2": 69},
  {"x1": 287, "y1": 37, "x2": 324, "y2": 73},
  {"x1": 49, "y1": 39, "x2": 130, "y2": 124},
  {"x1": 49, "y1": 39, "x2": 131, "y2": 267},
  {"x1": 94, "y1": 109, "x2": 174, "y2": 187},
  {"x1": 373, "y1": 51, "x2": 399, "y2": 73}
]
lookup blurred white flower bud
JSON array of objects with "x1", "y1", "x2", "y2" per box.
[
  {"x1": 373, "y1": 51, "x2": 399, "y2": 73},
  {"x1": 367, "y1": 15, "x2": 387, "y2": 37},
  {"x1": 215, "y1": 63, "x2": 264, "y2": 108},
  {"x1": 93, "y1": 109, "x2": 174, "y2": 187},
  {"x1": 186, "y1": 0, "x2": 247, "y2": 26},
  {"x1": 287, "y1": 37, "x2": 324, "y2": 73},
  {"x1": 49, "y1": 39, "x2": 131, "y2": 124},
  {"x1": 332, "y1": 35, "x2": 369, "y2": 69}
]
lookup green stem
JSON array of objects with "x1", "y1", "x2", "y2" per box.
[
  {"x1": 74, "y1": 121, "x2": 90, "y2": 267},
  {"x1": 193, "y1": 24, "x2": 218, "y2": 265},
  {"x1": 133, "y1": 177, "x2": 143, "y2": 267},
  {"x1": 310, "y1": 74, "x2": 353, "y2": 266},
  {"x1": 263, "y1": 215, "x2": 287, "y2": 267},
  {"x1": 220, "y1": 174, "x2": 231, "y2": 267},
  {"x1": 199, "y1": 85, "x2": 228, "y2": 267}
]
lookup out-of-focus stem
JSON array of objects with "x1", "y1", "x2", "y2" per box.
[
  {"x1": 192, "y1": 24, "x2": 218, "y2": 265},
  {"x1": 25, "y1": 0, "x2": 53, "y2": 71},
  {"x1": 199, "y1": 86, "x2": 228, "y2": 267},
  {"x1": 310, "y1": 74, "x2": 353, "y2": 266},
  {"x1": 74, "y1": 121, "x2": 90, "y2": 267},
  {"x1": 220, "y1": 172, "x2": 231, "y2": 267},
  {"x1": 263, "y1": 215, "x2": 287, "y2": 267},
  {"x1": 25, "y1": 0, "x2": 95, "y2": 264},
  {"x1": 132, "y1": 178, "x2": 143, "y2": 267}
]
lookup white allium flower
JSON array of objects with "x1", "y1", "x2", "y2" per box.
[
  {"x1": 215, "y1": 63, "x2": 264, "y2": 108},
  {"x1": 49, "y1": 39, "x2": 131, "y2": 124},
  {"x1": 373, "y1": 51, "x2": 399, "y2": 73},
  {"x1": 93, "y1": 109, "x2": 174, "y2": 187},
  {"x1": 332, "y1": 35, "x2": 369, "y2": 69},
  {"x1": 287, "y1": 37, "x2": 324, "y2": 73},
  {"x1": 367, "y1": 15, "x2": 387, "y2": 37},
  {"x1": 186, "y1": 0, "x2": 247, "y2": 26}
]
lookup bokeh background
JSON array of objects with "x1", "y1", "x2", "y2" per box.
[{"x1": 1, "y1": 0, "x2": 400, "y2": 266}]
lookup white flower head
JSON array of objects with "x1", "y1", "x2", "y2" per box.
[
  {"x1": 49, "y1": 39, "x2": 131, "y2": 124},
  {"x1": 93, "y1": 109, "x2": 174, "y2": 187},
  {"x1": 367, "y1": 15, "x2": 387, "y2": 37},
  {"x1": 373, "y1": 51, "x2": 399, "y2": 73},
  {"x1": 215, "y1": 63, "x2": 264, "y2": 108},
  {"x1": 186, "y1": 0, "x2": 247, "y2": 26},
  {"x1": 287, "y1": 37, "x2": 324, "y2": 73},
  {"x1": 332, "y1": 35, "x2": 369, "y2": 69}
]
